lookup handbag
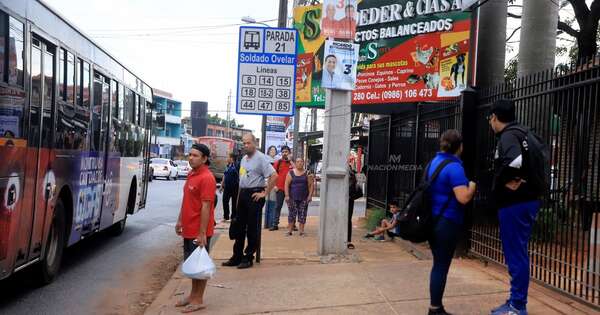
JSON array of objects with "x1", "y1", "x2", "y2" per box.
[{"x1": 228, "y1": 217, "x2": 242, "y2": 240}]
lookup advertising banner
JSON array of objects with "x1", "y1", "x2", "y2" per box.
[
  {"x1": 265, "y1": 116, "x2": 293, "y2": 158},
  {"x1": 322, "y1": 40, "x2": 360, "y2": 91},
  {"x1": 293, "y1": 4, "x2": 326, "y2": 108},
  {"x1": 353, "y1": 0, "x2": 471, "y2": 104},
  {"x1": 321, "y1": 0, "x2": 358, "y2": 40}
]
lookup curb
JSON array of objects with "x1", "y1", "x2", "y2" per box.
[
  {"x1": 392, "y1": 238, "x2": 433, "y2": 260},
  {"x1": 145, "y1": 233, "x2": 221, "y2": 315}
]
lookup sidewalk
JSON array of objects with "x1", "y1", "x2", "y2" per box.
[{"x1": 146, "y1": 217, "x2": 597, "y2": 315}]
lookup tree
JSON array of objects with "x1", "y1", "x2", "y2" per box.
[{"x1": 556, "y1": 0, "x2": 600, "y2": 64}]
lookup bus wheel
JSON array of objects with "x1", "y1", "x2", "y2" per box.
[{"x1": 38, "y1": 200, "x2": 66, "y2": 284}]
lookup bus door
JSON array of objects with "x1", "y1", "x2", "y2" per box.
[
  {"x1": 18, "y1": 35, "x2": 56, "y2": 264},
  {"x1": 138, "y1": 99, "x2": 149, "y2": 209},
  {"x1": 91, "y1": 72, "x2": 110, "y2": 230}
]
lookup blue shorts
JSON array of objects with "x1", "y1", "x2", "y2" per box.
[{"x1": 183, "y1": 237, "x2": 211, "y2": 260}]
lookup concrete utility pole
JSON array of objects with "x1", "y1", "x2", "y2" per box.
[
  {"x1": 318, "y1": 89, "x2": 352, "y2": 255},
  {"x1": 517, "y1": 0, "x2": 559, "y2": 77},
  {"x1": 475, "y1": 0, "x2": 507, "y2": 87}
]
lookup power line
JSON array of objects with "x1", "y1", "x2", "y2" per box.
[{"x1": 87, "y1": 19, "x2": 278, "y2": 38}]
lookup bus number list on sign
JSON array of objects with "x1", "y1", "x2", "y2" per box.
[{"x1": 236, "y1": 27, "x2": 297, "y2": 117}]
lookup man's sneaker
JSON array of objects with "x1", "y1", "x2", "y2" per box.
[
  {"x1": 428, "y1": 306, "x2": 452, "y2": 315},
  {"x1": 374, "y1": 235, "x2": 385, "y2": 241},
  {"x1": 364, "y1": 233, "x2": 374, "y2": 238},
  {"x1": 269, "y1": 226, "x2": 279, "y2": 231},
  {"x1": 221, "y1": 259, "x2": 240, "y2": 267},
  {"x1": 237, "y1": 260, "x2": 254, "y2": 269},
  {"x1": 490, "y1": 301, "x2": 527, "y2": 315}
]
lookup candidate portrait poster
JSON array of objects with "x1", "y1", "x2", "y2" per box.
[
  {"x1": 321, "y1": 0, "x2": 358, "y2": 40},
  {"x1": 322, "y1": 39, "x2": 359, "y2": 91}
]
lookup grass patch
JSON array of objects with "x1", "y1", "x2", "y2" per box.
[{"x1": 365, "y1": 208, "x2": 386, "y2": 231}]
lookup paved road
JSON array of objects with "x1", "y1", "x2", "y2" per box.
[
  {"x1": 0, "y1": 177, "x2": 365, "y2": 315},
  {"x1": 0, "y1": 179, "x2": 192, "y2": 315}
]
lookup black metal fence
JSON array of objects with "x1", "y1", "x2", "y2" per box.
[
  {"x1": 367, "y1": 61, "x2": 600, "y2": 306},
  {"x1": 366, "y1": 100, "x2": 461, "y2": 210}
]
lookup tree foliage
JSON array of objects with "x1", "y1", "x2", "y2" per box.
[
  {"x1": 557, "y1": 0, "x2": 600, "y2": 64},
  {"x1": 207, "y1": 114, "x2": 243, "y2": 128}
]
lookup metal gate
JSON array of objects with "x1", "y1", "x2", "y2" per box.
[
  {"x1": 470, "y1": 63, "x2": 600, "y2": 306},
  {"x1": 366, "y1": 61, "x2": 600, "y2": 307},
  {"x1": 366, "y1": 100, "x2": 461, "y2": 210}
]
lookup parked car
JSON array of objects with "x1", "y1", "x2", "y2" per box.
[
  {"x1": 150, "y1": 158, "x2": 178, "y2": 180},
  {"x1": 174, "y1": 160, "x2": 191, "y2": 178}
]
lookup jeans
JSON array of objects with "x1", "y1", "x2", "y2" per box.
[
  {"x1": 222, "y1": 186, "x2": 238, "y2": 220},
  {"x1": 274, "y1": 190, "x2": 285, "y2": 227},
  {"x1": 264, "y1": 199, "x2": 277, "y2": 228},
  {"x1": 232, "y1": 188, "x2": 265, "y2": 262},
  {"x1": 499, "y1": 200, "x2": 540, "y2": 310},
  {"x1": 429, "y1": 217, "x2": 460, "y2": 307}
]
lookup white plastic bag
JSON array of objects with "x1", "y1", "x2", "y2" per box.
[{"x1": 182, "y1": 247, "x2": 216, "y2": 280}]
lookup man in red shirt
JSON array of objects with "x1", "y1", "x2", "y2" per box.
[
  {"x1": 270, "y1": 146, "x2": 293, "y2": 231},
  {"x1": 175, "y1": 143, "x2": 216, "y2": 313}
]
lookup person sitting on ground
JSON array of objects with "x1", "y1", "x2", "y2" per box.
[{"x1": 365, "y1": 201, "x2": 400, "y2": 241}]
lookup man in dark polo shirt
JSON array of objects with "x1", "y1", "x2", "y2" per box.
[
  {"x1": 222, "y1": 133, "x2": 278, "y2": 269},
  {"x1": 175, "y1": 143, "x2": 216, "y2": 313}
]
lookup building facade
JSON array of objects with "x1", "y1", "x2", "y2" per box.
[{"x1": 152, "y1": 89, "x2": 183, "y2": 158}]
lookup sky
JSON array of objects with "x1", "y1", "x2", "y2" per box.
[
  {"x1": 41, "y1": 0, "x2": 580, "y2": 138},
  {"x1": 44, "y1": 0, "x2": 293, "y2": 137}
]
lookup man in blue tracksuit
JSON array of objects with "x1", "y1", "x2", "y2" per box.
[{"x1": 488, "y1": 99, "x2": 542, "y2": 315}]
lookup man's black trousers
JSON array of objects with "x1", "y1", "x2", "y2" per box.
[{"x1": 232, "y1": 188, "x2": 265, "y2": 262}]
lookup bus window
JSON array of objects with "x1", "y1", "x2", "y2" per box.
[
  {"x1": 8, "y1": 16, "x2": 24, "y2": 86},
  {"x1": 124, "y1": 88, "x2": 134, "y2": 124},
  {"x1": 75, "y1": 58, "x2": 80, "y2": 105},
  {"x1": 0, "y1": 11, "x2": 6, "y2": 80},
  {"x1": 58, "y1": 48, "x2": 66, "y2": 101},
  {"x1": 67, "y1": 52, "x2": 75, "y2": 104},
  {"x1": 82, "y1": 61, "x2": 90, "y2": 108},
  {"x1": 30, "y1": 38, "x2": 42, "y2": 146},
  {"x1": 118, "y1": 83, "x2": 124, "y2": 120},
  {"x1": 111, "y1": 81, "x2": 118, "y2": 119},
  {"x1": 92, "y1": 72, "x2": 102, "y2": 151},
  {"x1": 42, "y1": 44, "x2": 55, "y2": 148},
  {"x1": 138, "y1": 96, "x2": 144, "y2": 127},
  {"x1": 0, "y1": 12, "x2": 26, "y2": 140}
]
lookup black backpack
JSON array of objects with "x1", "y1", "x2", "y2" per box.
[
  {"x1": 505, "y1": 125, "x2": 551, "y2": 198},
  {"x1": 397, "y1": 159, "x2": 453, "y2": 243}
]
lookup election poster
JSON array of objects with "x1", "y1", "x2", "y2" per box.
[
  {"x1": 353, "y1": 0, "x2": 472, "y2": 104},
  {"x1": 293, "y1": 4, "x2": 326, "y2": 108},
  {"x1": 265, "y1": 116, "x2": 293, "y2": 159},
  {"x1": 321, "y1": 0, "x2": 358, "y2": 40},
  {"x1": 322, "y1": 40, "x2": 360, "y2": 91}
]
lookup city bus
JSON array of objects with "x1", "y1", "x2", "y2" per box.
[
  {"x1": 195, "y1": 137, "x2": 235, "y2": 182},
  {"x1": 0, "y1": 0, "x2": 153, "y2": 283}
]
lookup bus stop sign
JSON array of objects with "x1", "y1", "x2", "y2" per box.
[{"x1": 236, "y1": 26, "x2": 297, "y2": 117}]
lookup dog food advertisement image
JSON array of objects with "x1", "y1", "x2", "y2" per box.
[{"x1": 353, "y1": 0, "x2": 472, "y2": 104}]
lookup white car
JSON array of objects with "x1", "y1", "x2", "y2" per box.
[
  {"x1": 174, "y1": 160, "x2": 191, "y2": 178},
  {"x1": 150, "y1": 158, "x2": 178, "y2": 180}
]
